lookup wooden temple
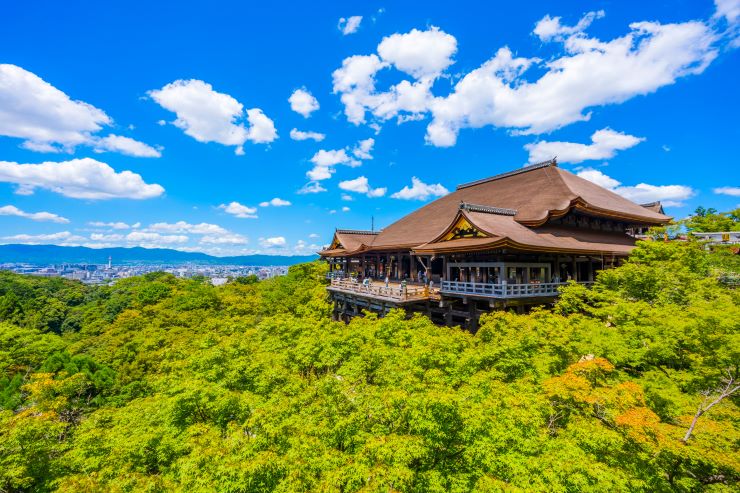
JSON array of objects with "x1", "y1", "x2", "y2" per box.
[{"x1": 319, "y1": 159, "x2": 671, "y2": 330}]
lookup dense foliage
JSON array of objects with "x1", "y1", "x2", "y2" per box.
[
  {"x1": 683, "y1": 207, "x2": 740, "y2": 233},
  {"x1": 0, "y1": 241, "x2": 738, "y2": 492}
]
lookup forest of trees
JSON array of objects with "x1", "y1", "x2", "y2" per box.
[{"x1": 0, "y1": 234, "x2": 738, "y2": 491}]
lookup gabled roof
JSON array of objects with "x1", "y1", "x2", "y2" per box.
[
  {"x1": 414, "y1": 206, "x2": 636, "y2": 255},
  {"x1": 640, "y1": 201, "x2": 665, "y2": 214},
  {"x1": 321, "y1": 229, "x2": 379, "y2": 255},
  {"x1": 367, "y1": 160, "x2": 670, "y2": 250}
]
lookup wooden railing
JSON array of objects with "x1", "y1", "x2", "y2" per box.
[
  {"x1": 441, "y1": 280, "x2": 592, "y2": 299},
  {"x1": 329, "y1": 278, "x2": 431, "y2": 301}
]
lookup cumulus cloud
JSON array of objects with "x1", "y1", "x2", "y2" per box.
[
  {"x1": 338, "y1": 15, "x2": 363, "y2": 35},
  {"x1": 92, "y1": 134, "x2": 162, "y2": 157},
  {"x1": 714, "y1": 186, "x2": 740, "y2": 197},
  {"x1": 0, "y1": 205, "x2": 69, "y2": 223},
  {"x1": 0, "y1": 64, "x2": 160, "y2": 156},
  {"x1": 352, "y1": 138, "x2": 375, "y2": 160},
  {"x1": 305, "y1": 138, "x2": 375, "y2": 182},
  {"x1": 125, "y1": 231, "x2": 189, "y2": 245},
  {"x1": 200, "y1": 233, "x2": 248, "y2": 245},
  {"x1": 533, "y1": 10, "x2": 605, "y2": 42},
  {"x1": 331, "y1": 13, "x2": 725, "y2": 146},
  {"x1": 259, "y1": 197, "x2": 291, "y2": 207},
  {"x1": 147, "y1": 221, "x2": 229, "y2": 235},
  {"x1": 288, "y1": 88, "x2": 320, "y2": 117},
  {"x1": 342, "y1": 206, "x2": 350, "y2": 212},
  {"x1": 377, "y1": 27, "x2": 457, "y2": 79},
  {"x1": 1, "y1": 231, "x2": 87, "y2": 245},
  {"x1": 577, "y1": 168, "x2": 695, "y2": 206},
  {"x1": 332, "y1": 27, "x2": 454, "y2": 125},
  {"x1": 391, "y1": 177, "x2": 449, "y2": 201},
  {"x1": 0, "y1": 158, "x2": 164, "y2": 199},
  {"x1": 148, "y1": 79, "x2": 277, "y2": 154},
  {"x1": 88, "y1": 221, "x2": 134, "y2": 229},
  {"x1": 426, "y1": 19, "x2": 718, "y2": 145},
  {"x1": 338, "y1": 176, "x2": 386, "y2": 197},
  {"x1": 297, "y1": 181, "x2": 327, "y2": 194},
  {"x1": 219, "y1": 201, "x2": 258, "y2": 218},
  {"x1": 524, "y1": 128, "x2": 644, "y2": 164},
  {"x1": 259, "y1": 236, "x2": 287, "y2": 248},
  {"x1": 714, "y1": 0, "x2": 740, "y2": 24},
  {"x1": 290, "y1": 128, "x2": 325, "y2": 141}
]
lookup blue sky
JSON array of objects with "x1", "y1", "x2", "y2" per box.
[{"x1": 0, "y1": 0, "x2": 738, "y2": 256}]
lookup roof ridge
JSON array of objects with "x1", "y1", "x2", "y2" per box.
[
  {"x1": 459, "y1": 201, "x2": 517, "y2": 216},
  {"x1": 456, "y1": 158, "x2": 557, "y2": 190},
  {"x1": 335, "y1": 229, "x2": 379, "y2": 235}
]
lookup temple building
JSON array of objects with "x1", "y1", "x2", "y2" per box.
[{"x1": 319, "y1": 159, "x2": 671, "y2": 330}]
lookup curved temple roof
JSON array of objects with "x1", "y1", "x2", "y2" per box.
[{"x1": 320, "y1": 160, "x2": 671, "y2": 256}]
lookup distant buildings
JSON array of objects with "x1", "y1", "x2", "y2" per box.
[{"x1": 0, "y1": 260, "x2": 289, "y2": 284}]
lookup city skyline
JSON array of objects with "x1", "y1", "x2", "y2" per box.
[{"x1": 1, "y1": 0, "x2": 738, "y2": 257}]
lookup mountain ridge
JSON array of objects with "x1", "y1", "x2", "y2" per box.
[{"x1": 0, "y1": 244, "x2": 317, "y2": 266}]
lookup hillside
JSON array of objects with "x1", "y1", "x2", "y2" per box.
[
  {"x1": 0, "y1": 244, "x2": 317, "y2": 266},
  {"x1": 0, "y1": 240, "x2": 738, "y2": 492}
]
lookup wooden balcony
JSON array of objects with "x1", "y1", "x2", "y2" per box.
[
  {"x1": 440, "y1": 280, "x2": 593, "y2": 299},
  {"x1": 328, "y1": 278, "x2": 435, "y2": 304}
]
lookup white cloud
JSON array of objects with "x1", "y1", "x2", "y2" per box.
[
  {"x1": 200, "y1": 233, "x2": 248, "y2": 245},
  {"x1": 310, "y1": 148, "x2": 358, "y2": 167},
  {"x1": 259, "y1": 236, "x2": 287, "y2": 248},
  {"x1": 305, "y1": 138, "x2": 374, "y2": 182},
  {"x1": 714, "y1": 186, "x2": 740, "y2": 197},
  {"x1": 342, "y1": 206, "x2": 351, "y2": 212},
  {"x1": 245, "y1": 108, "x2": 278, "y2": 144},
  {"x1": 219, "y1": 201, "x2": 258, "y2": 219},
  {"x1": 90, "y1": 233, "x2": 125, "y2": 242},
  {"x1": 391, "y1": 177, "x2": 449, "y2": 201},
  {"x1": 147, "y1": 221, "x2": 228, "y2": 235},
  {"x1": 290, "y1": 128, "x2": 325, "y2": 141},
  {"x1": 426, "y1": 19, "x2": 719, "y2": 145},
  {"x1": 148, "y1": 79, "x2": 277, "y2": 154},
  {"x1": 339, "y1": 176, "x2": 386, "y2": 197},
  {"x1": 0, "y1": 205, "x2": 69, "y2": 223},
  {"x1": 332, "y1": 28, "x2": 451, "y2": 125},
  {"x1": 377, "y1": 27, "x2": 457, "y2": 79},
  {"x1": 88, "y1": 221, "x2": 133, "y2": 229},
  {"x1": 93, "y1": 134, "x2": 162, "y2": 157},
  {"x1": 0, "y1": 64, "x2": 159, "y2": 156},
  {"x1": 259, "y1": 197, "x2": 291, "y2": 207},
  {"x1": 714, "y1": 0, "x2": 740, "y2": 24},
  {"x1": 126, "y1": 231, "x2": 189, "y2": 245},
  {"x1": 341, "y1": 193, "x2": 353, "y2": 201},
  {"x1": 331, "y1": 13, "x2": 724, "y2": 146},
  {"x1": 306, "y1": 148, "x2": 357, "y2": 181},
  {"x1": 352, "y1": 138, "x2": 375, "y2": 159},
  {"x1": 1, "y1": 231, "x2": 86, "y2": 245},
  {"x1": 577, "y1": 168, "x2": 695, "y2": 206},
  {"x1": 308, "y1": 233, "x2": 320, "y2": 239},
  {"x1": 0, "y1": 158, "x2": 164, "y2": 199},
  {"x1": 288, "y1": 88, "x2": 320, "y2": 117},
  {"x1": 338, "y1": 15, "x2": 363, "y2": 35},
  {"x1": 524, "y1": 128, "x2": 644, "y2": 164},
  {"x1": 533, "y1": 10, "x2": 605, "y2": 42},
  {"x1": 298, "y1": 181, "x2": 327, "y2": 194}
]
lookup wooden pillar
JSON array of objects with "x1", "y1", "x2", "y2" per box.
[
  {"x1": 410, "y1": 253, "x2": 417, "y2": 281},
  {"x1": 571, "y1": 257, "x2": 578, "y2": 282},
  {"x1": 554, "y1": 255, "x2": 560, "y2": 280},
  {"x1": 588, "y1": 259, "x2": 594, "y2": 282}
]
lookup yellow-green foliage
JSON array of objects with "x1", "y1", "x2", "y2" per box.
[{"x1": 0, "y1": 243, "x2": 738, "y2": 492}]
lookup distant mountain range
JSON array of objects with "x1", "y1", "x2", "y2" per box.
[{"x1": 0, "y1": 244, "x2": 317, "y2": 266}]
